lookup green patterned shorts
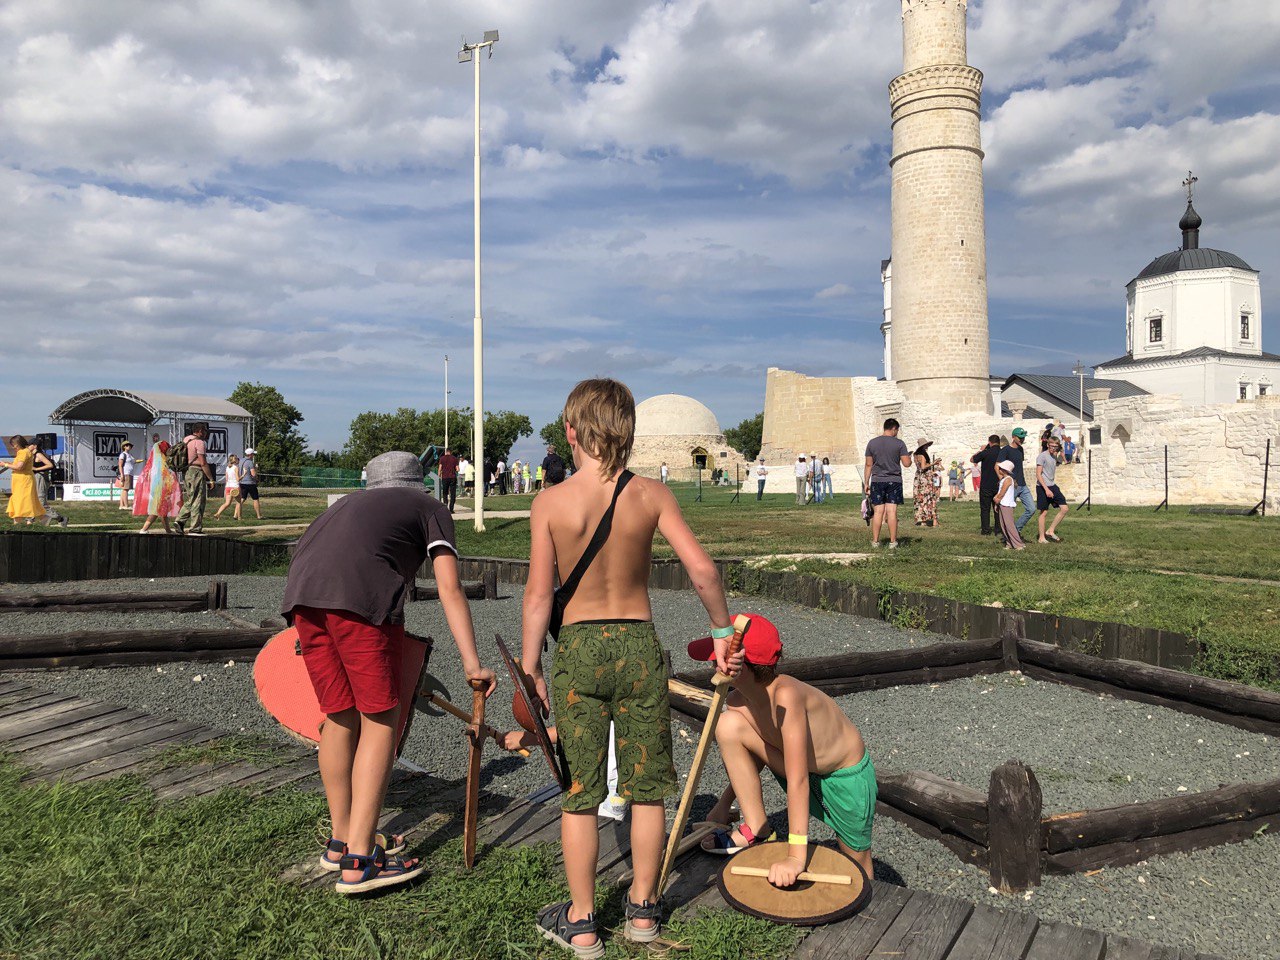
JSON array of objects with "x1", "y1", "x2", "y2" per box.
[{"x1": 551, "y1": 621, "x2": 678, "y2": 813}]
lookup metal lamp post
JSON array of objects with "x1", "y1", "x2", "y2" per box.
[
  {"x1": 444, "y1": 354, "x2": 450, "y2": 450},
  {"x1": 459, "y1": 29, "x2": 498, "y2": 532},
  {"x1": 1073, "y1": 360, "x2": 1086, "y2": 447}
]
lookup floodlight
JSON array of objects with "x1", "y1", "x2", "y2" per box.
[
  {"x1": 483, "y1": 30, "x2": 499, "y2": 43},
  {"x1": 459, "y1": 48, "x2": 472, "y2": 62}
]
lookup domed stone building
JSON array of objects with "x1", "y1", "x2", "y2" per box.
[{"x1": 629, "y1": 394, "x2": 749, "y2": 482}]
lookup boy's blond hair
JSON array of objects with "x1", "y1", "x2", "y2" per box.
[{"x1": 563, "y1": 378, "x2": 635, "y2": 479}]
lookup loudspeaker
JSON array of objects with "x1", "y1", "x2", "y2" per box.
[{"x1": 36, "y1": 432, "x2": 56, "y2": 451}]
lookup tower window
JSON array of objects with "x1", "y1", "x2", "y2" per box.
[
  {"x1": 1261, "y1": 384, "x2": 1270, "y2": 397},
  {"x1": 1149, "y1": 317, "x2": 1163, "y2": 344},
  {"x1": 1240, "y1": 383, "x2": 1250, "y2": 400},
  {"x1": 1241, "y1": 314, "x2": 1251, "y2": 340}
]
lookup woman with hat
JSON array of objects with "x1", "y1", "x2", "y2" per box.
[
  {"x1": 117, "y1": 440, "x2": 137, "y2": 511},
  {"x1": 994, "y1": 459, "x2": 1026, "y2": 550},
  {"x1": 912, "y1": 439, "x2": 939, "y2": 527}
]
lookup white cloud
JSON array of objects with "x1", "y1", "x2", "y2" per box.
[{"x1": 815, "y1": 283, "x2": 853, "y2": 300}]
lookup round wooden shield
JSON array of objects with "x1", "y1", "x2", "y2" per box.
[
  {"x1": 253, "y1": 626, "x2": 430, "y2": 757},
  {"x1": 718, "y1": 842, "x2": 871, "y2": 926},
  {"x1": 494, "y1": 634, "x2": 568, "y2": 791}
]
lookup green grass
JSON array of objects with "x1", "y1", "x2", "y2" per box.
[
  {"x1": 16, "y1": 485, "x2": 1280, "y2": 685},
  {"x1": 0, "y1": 755, "x2": 796, "y2": 960}
]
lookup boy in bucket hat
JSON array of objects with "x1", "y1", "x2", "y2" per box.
[
  {"x1": 693, "y1": 614, "x2": 876, "y2": 886},
  {"x1": 281, "y1": 451, "x2": 495, "y2": 895}
]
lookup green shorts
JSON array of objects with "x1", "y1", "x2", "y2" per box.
[
  {"x1": 773, "y1": 752, "x2": 877, "y2": 851},
  {"x1": 551, "y1": 621, "x2": 678, "y2": 813}
]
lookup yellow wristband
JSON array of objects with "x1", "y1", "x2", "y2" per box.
[{"x1": 788, "y1": 834, "x2": 808, "y2": 846}]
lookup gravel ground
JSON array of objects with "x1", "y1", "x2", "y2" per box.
[{"x1": 7, "y1": 575, "x2": 1280, "y2": 958}]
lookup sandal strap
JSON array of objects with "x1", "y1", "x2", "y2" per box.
[
  {"x1": 538, "y1": 901, "x2": 597, "y2": 940},
  {"x1": 325, "y1": 837, "x2": 346, "y2": 856},
  {"x1": 625, "y1": 897, "x2": 663, "y2": 921},
  {"x1": 739, "y1": 822, "x2": 758, "y2": 844}
]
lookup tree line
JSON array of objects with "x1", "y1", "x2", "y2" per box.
[{"x1": 228, "y1": 381, "x2": 764, "y2": 484}]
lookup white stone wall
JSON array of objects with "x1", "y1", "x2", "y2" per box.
[
  {"x1": 1128, "y1": 268, "x2": 1261, "y2": 359},
  {"x1": 629, "y1": 433, "x2": 747, "y2": 483},
  {"x1": 1097, "y1": 356, "x2": 1279, "y2": 406},
  {"x1": 1057, "y1": 394, "x2": 1280, "y2": 508}
]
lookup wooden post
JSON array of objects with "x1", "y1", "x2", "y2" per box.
[
  {"x1": 999, "y1": 613, "x2": 1024, "y2": 671},
  {"x1": 988, "y1": 760, "x2": 1042, "y2": 893},
  {"x1": 482, "y1": 566, "x2": 498, "y2": 600}
]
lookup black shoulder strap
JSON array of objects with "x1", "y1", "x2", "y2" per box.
[{"x1": 554, "y1": 470, "x2": 634, "y2": 606}]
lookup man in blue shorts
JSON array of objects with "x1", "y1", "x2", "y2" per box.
[{"x1": 863, "y1": 418, "x2": 912, "y2": 549}]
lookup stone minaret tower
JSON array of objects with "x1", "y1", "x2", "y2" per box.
[{"x1": 889, "y1": 0, "x2": 990, "y2": 413}]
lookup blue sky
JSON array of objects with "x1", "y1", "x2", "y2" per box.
[{"x1": 3, "y1": 0, "x2": 1279, "y2": 463}]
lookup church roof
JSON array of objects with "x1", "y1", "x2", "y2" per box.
[
  {"x1": 1003, "y1": 374, "x2": 1147, "y2": 419},
  {"x1": 1095, "y1": 346, "x2": 1280, "y2": 370},
  {"x1": 1134, "y1": 247, "x2": 1256, "y2": 281}
]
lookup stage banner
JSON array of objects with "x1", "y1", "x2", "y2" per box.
[
  {"x1": 72, "y1": 428, "x2": 149, "y2": 484},
  {"x1": 179, "y1": 421, "x2": 246, "y2": 481}
]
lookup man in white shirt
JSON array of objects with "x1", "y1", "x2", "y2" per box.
[
  {"x1": 755, "y1": 458, "x2": 768, "y2": 501},
  {"x1": 794, "y1": 455, "x2": 808, "y2": 506},
  {"x1": 660, "y1": 462, "x2": 669, "y2": 484},
  {"x1": 496, "y1": 459, "x2": 507, "y2": 495}
]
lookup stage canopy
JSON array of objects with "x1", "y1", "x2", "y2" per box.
[{"x1": 49, "y1": 388, "x2": 254, "y2": 493}]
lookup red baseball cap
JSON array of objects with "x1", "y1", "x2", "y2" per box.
[{"x1": 687, "y1": 613, "x2": 782, "y2": 666}]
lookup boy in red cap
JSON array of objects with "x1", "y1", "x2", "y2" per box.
[{"x1": 690, "y1": 613, "x2": 876, "y2": 885}]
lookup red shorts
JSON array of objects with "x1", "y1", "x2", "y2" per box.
[{"x1": 293, "y1": 606, "x2": 404, "y2": 715}]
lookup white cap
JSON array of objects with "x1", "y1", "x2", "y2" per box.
[
  {"x1": 244, "y1": 447, "x2": 257, "y2": 455},
  {"x1": 997, "y1": 460, "x2": 1015, "y2": 473}
]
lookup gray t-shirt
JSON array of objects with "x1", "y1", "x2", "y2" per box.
[
  {"x1": 281, "y1": 487, "x2": 457, "y2": 625},
  {"x1": 1036, "y1": 451, "x2": 1058, "y2": 486},
  {"x1": 865, "y1": 435, "x2": 909, "y2": 483}
]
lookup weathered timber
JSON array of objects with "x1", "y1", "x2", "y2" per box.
[
  {"x1": 1044, "y1": 812, "x2": 1280, "y2": 874},
  {"x1": 1023, "y1": 920, "x2": 1107, "y2": 960},
  {"x1": 945, "y1": 903, "x2": 1040, "y2": 960},
  {"x1": 877, "y1": 770, "x2": 989, "y2": 845},
  {"x1": 0, "y1": 647, "x2": 258, "y2": 672},
  {"x1": 1000, "y1": 613, "x2": 1025, "y2": 671},
  {"x1": 0, "y1": 579, "x2": 227, "y2": 614},
  {"x1": 675, "y1": 639, "x2": 1004, "y2": 690},
  {"x1": 1021, "y1": 664, "x2": 1280, "y2": 738},
  {"x1": 874, "y1": 801, "x2": 989, "y2": 869},
  {"x1": 988, "y1": 760, "x2": 1043, "y2": 892},
  {"x1": 0, "y1": 626, "x2": 272, "y2": 660},
  {"x1": 214, "y1": 609, "x2": 262, "y2": 630},
  {"x1": 809, "y1": 659, "x2": 1005, "y2": 697},
  {"x1": 1042, "y1": 777, "x2": 1280, "y2": 854},
  {"x1": 411, "y1": 580, "x2": 491, "y2": 602},
  {"x1": 1018, "y1": 639, "x2": 1280, "y2": 722}
]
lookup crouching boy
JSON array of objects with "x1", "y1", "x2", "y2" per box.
[
  {"x1": 521, "y1": 378, "x2": 736, "y2": 958},
  {"x1": 281, "y1": 451, "x2": 494, "y2": 895},
  {"x1": 695, "y1": 614, "x2": 876, "y2": 884}
]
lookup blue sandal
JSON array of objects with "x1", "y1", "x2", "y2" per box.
[
  {"x1": 536, "y1": 901, "x2": 604, "y2": 959},
  {"x1": 334, "y1": 844, "x2": 424, "y2": 895},
  {"x1": 320, "y1": 832, "x2": 406, "y2": 871},
  {"x1": 701, "y1": 821, "x2": 775, "y2": 856},
  {"x1": 624, "y1": 896, "x2": 663, "y2": 943}
]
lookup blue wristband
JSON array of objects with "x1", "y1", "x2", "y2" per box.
[{"x1": 710, "y1": 625, "x2": 734, "y2": 640}]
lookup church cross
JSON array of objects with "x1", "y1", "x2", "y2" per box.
[{"x1": 1183, "y1": 171, "x2": 1198, "y2": 203}]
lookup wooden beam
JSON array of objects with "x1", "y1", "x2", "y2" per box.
[
  {"x1": 1018, "y1": 639, "x2": 1280, "y2": 722},
  {"x1": 877, "y1": 770, "x2": 989, "y2": 845},
  {"x1": 0, "y1": 627, "x2": 272, "y2": 660},
  {"x1": 874, "y1": 801, "x2": 989, "y2": 869},
  {"x1": 0, "y1": 581, "x2": 227, "y2": 614},
  {"x1": 988, "y1": 760, "x2": 1043, "y2": 892},
  {"x1": 1044, "y1": 813, "x2": 1280, "y2": 874},
  {"x1": 411, "y1": 580, "x2": 490, "y2": 602},
  {"x1": 1042, "y1": 777, "x2": 1280, "y2": 854}
]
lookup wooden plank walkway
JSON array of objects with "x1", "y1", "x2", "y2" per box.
[{"x1": 0, "y1": 678, "x2": 1224, "y2": 960}]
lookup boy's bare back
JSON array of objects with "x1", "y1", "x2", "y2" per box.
[
  {"x1": 536, "y1": 470, "x2": 673, "y2": 623},
  {"x1": 727, "y1": 674, "x2": 865, "y2": 775}
]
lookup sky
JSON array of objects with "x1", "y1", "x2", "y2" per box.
[{"x1": 3, "y1": 0, "x2": 1280, "y2": 463}]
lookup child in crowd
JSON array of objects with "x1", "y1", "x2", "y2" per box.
[
  {"x1": 213, "y1": 454, "x2": 241, "y2": 520},
  {"x1": 520, "y1": 378, "x2": 735, "y2": 957},
  {"x1": 697, "y1": 614, "x2": 875, "y2": 884},
  {"x1": 995, "y1": 459, "x2": 1025, "y2": 550}
]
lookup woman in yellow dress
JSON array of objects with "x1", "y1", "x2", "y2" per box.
[{"x1": 3, "y1": 436, "x2": 50, "y2": 525}]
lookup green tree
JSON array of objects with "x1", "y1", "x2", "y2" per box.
[
  {"x1": 341, "y1": 407, "x2": 531, "y2": 465},
  {"x1": 228, "y1": 382, "x2": 309, "y2": 486},
  {"x1": 723, "y1": 412, "x2": 764, "y2": 461},
  {"x1": 539, "y1": 415, "x2": 572, "y2": 463}
]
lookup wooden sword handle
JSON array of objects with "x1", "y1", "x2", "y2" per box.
[
  {"x1": 426, "y1": 694, "x2": 529, "y2": 757},
  {"x1": 728, "y1": 866, "x2": 853, "y2": 886},
  {"x1": 712, "y1": 614, "x2": 751, "y2": 686}
]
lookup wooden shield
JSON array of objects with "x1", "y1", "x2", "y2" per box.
[
  {"x1": 494, "y1": 633, "x2": 567, "y2": 791},
  {"x1": 718, "y1": 842, "x2": 872, "y2": 926},
  {"x1": 253, "y1": 626, "x2": 431, "y2": 757}
]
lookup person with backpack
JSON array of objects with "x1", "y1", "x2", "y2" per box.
[
  {"x1": 541, "y1": 443, "x2": 567, "y2": 487},
  {"x1": 134, "y1": 435, "x2": 182, "y2": 534},
  {"x1": 238, "y1": 447, "x2": 262, "y2": 519},
  {"x1": 173, "y1": 423, "x2": 214, "y2": 536}
]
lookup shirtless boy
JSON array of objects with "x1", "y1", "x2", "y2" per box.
[
  {"x1": 696, "y1": 614, "x2": 876, "y2": 884},
  {"x1": 521, "y1": 378, "x2": 736, "y2": 959}
]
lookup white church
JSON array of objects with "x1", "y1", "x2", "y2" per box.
[{"x1": 1094, "y1": 183, "x2": 1279, "y2": 404}]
